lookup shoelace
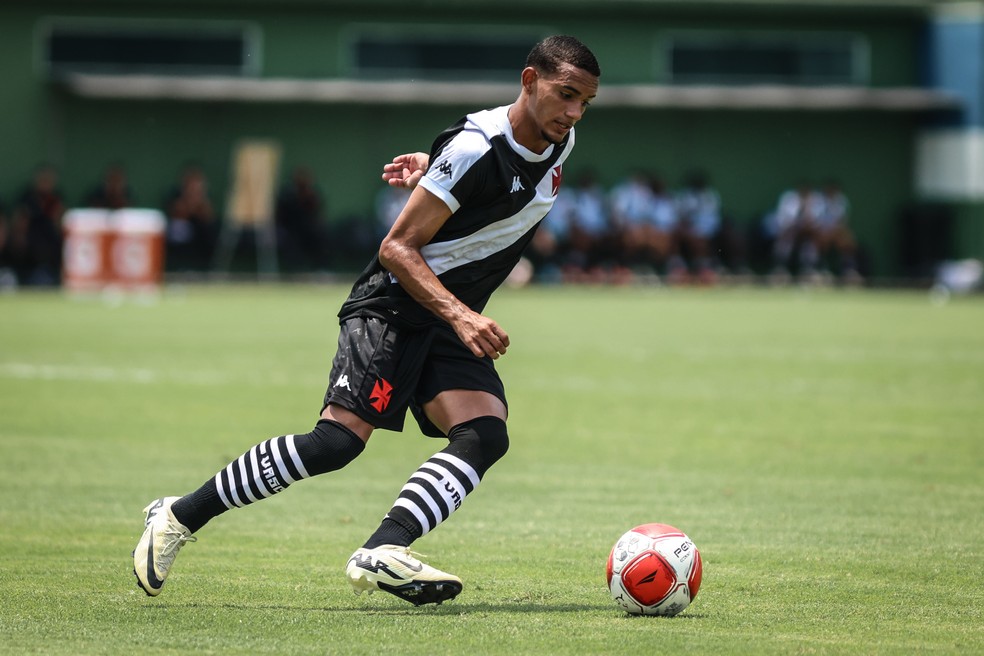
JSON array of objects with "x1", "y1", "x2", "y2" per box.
[
  {"x1": 397, "y1": 547, "x2": 427, "y2": 562},
  {"x1": 158, "y1": 526, "x2": 197, "y2": 567}
]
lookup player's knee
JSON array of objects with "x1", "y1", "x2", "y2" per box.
[
  {"x1": 448, "y1": 415, "x2": 509, "y2": 478},
  {"x1": 293, "y1": 419, "x2": 366, "y2": 477}
]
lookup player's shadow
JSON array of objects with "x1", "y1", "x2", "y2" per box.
[
  {"x1": 346, "y1": 601, "x2": 617, "y2": 615},
  {"x1": 356, "y1": 602, "x2": 706, "y2": 619},
  {"x1": 147, "y1": 601, "x2": 704, "y2": 618}
]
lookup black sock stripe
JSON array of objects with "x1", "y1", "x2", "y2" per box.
[
  {"x1": 230, "y1": 453, "x2": 255, "y2": 505},
  {"x1": 407, "y1": 473, "x2": 442, "y2": 495},
  {"x1": 256, "y1": 438, "x2": 288, "y2": 495},
  {"x1": 424, "y1": 459, "x2": 476, "y2": 495},
  {"x1": 241, "y1": 447, "x2": 267, "y2": 502},
  {"x1": 407, "y1": 471, "x2": 458, "y2": 519},
  {"x1": 419, "y1": 463, "x2": 474, "y2": 500},
  {"x1": 409, "y1": 476, "x2": 449, "y2": 514},
  {"x1": 274, "y1": 435, "x2": 303, "y2": 482},
  {"x1": 399, "y1": 488, "x2": 440, "y2": 528},
  {"x1": 217, "y1": 467, "x2": 234, "y2": 508}
]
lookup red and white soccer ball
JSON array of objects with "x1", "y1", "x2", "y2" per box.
[{"x1": 606, "y1": 523, "x2": 702, "y2": 616}]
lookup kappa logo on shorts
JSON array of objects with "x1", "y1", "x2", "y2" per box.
[{"x1": 369, "y1": 378, "x2": 394, "y2": 413}]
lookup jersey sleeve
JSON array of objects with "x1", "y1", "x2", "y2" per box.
[{"x1": 419, "y1": 128, "x2": 491, "y2": 214}]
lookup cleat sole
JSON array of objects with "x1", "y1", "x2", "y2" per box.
[{"x1": 377, "y1": 580, "x2": 463, "y2": 606}]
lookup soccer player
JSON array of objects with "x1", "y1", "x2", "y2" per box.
[{"x1": 133, "y1": 35, "x2": 601, "y2": 606}]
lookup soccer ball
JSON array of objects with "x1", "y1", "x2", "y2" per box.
[{"x1": 606, "y1": 523, "x2": 702, "y2": 616}]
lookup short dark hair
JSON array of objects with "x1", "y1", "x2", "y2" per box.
[{"x1": 526, "y1": 35, "x2": 601, "y2": 78}]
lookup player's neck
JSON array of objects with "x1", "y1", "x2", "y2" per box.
[{"x1": 507, "y1": 101, "x2": 551, "y2": 155}]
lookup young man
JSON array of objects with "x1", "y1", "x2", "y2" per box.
[{"x1": 133, "y1": 35, "x2": 600, "y2": 606}]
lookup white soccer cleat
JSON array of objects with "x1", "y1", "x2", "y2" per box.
[
  {"x1": 132, "y1": 497, "x2": 196, "y2": 596},
  {"x1": 346, "y1": 545, "x2": 463, "y2": 606}
]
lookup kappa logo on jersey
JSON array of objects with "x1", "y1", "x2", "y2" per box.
[
  {"x1": 510, "y1": 176, "x2": 525, "y2": 193},
  {"x1": 369, "y1": 378, "x2": 394, "y2": 413},
  {"x1": 552, "y1": 165, "x2": 563, "y2": 196},
  {"x1": 334, "y1": 374, "x2": 351, "y2": 391},
  {"x1": 436, "y1": 160, "x2": 453, "y2": 177}
]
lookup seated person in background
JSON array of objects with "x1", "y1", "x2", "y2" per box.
[
  {"x1": 568, "y1": 170, "x2": 616, "y2": 281},
  {"x1": 644, "y1": 174, "x2": 679, "y2": 276},
  {"x1": 3, "y1": 205, "x2": 34, "y2": 286},
  {"x1": 527, "y1": 184, "x2": 574, "y2": 282},
  {"x1": 165, "y1": 164, "x2": 218, "y2": 272},
  {"x1": 87, "y1": 163, "x2": 133, "y2": 210},
  {"x1": 275, "y1": 166, "x2": 331, "y2": 271},
  {"x1": 767, "y1": 180, "x2": 824, "y2": 280},
  {"x1": 674, "y1": 170, "x2": 722, "y2": 282},
  {"x1": 17, "y1": 164, "x2": 66, "y2": 285},
  {"x1": 0, "y1": 203, "x2": 15, "y2": 289},
  {"x1": 815, "y1": 180, "x2": 862, "y2": 284},
  {"x1": 609, "y1": 170, "x2": 658, "y2": 276}
]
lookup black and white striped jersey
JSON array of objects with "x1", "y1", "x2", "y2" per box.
[{"x1": 339, "y1": 104, "x2": 576, "y2": 328}]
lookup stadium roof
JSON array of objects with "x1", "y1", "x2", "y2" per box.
[{"x1": 63, "y1": 74, "x2": 960, "y2": 112}]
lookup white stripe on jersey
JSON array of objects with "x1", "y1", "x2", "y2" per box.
[{"x1": 419, "y1": 200, "x2": 551, "y2": 276}]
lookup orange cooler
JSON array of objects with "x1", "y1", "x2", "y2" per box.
[
  {"x1": 110, "y1": 209, "x2": 166, "y2": 292},
  {"x1": 62, "y1": 209, "x2": 112, "y2": 293}
]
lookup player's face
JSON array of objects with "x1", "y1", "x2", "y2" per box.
[{"x1": 527, "y1": 63, "x2": 598, "y2": 147}]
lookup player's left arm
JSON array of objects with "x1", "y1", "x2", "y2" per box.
[{"x1": 378, "y1": 185, "x2": 510, "y2": 360}]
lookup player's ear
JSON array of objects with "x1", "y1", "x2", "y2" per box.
[{"x1": 521, "y1": 67, "x2": 538, "y2": 94}]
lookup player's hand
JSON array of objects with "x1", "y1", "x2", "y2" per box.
[
  {"x1": 452, "y1": 310, "x2": 510, "y2": 359},
  {"x1": 382, "y1": 152, "x2": 430, "y2": 189}
]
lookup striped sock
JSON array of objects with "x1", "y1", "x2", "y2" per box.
[
  {"x1": 365, "y1": 452, "x2": 481, "y2": 548},
  {"x1": 214, "y1": 434, "x2": 310, "y2": 509},
  {"x1": 170, "y1": 420, "x2": 364, "y2": 533},
  {"x1": 363, "y1": 417, "x2": 508, "y2": 549}
]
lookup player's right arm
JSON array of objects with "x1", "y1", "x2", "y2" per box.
[{"x1": 378, "y1": 184, "x2": 510, "y2": 360}]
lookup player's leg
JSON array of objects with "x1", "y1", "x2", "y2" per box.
[
  {"x1": 365, "y1": 390, "x2": 508, "y2": 547},
  {"x1": 133, "y1": 411, "x2": 369, "y2": 596},
  {"x1": 133, "y1": 316, "x2": 397, "y2": 597},
  {"x1": 346, "y1": 330, "x2": 510, "y2": 605},
  {"x1": 346, "y1": 391, "x2": 508, "y2": 605},
  {"x1": 173, "y1": 409, "x2": 370, "y2": 533}
]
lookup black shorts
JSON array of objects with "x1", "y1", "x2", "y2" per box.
[{"x1": 322, "y1": 316, "x2": 506, "y2": 437}]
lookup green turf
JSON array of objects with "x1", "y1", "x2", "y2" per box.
[{"x1": 1, "y1": 284, "x2": 982, "y2": 655}]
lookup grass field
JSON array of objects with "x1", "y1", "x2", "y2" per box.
[{"x1": 1, "y1": 283, "x2": 982, "y2": 655}]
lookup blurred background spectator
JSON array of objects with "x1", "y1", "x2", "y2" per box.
[
  {"x1": 86, "y1": 163, "x2": 133, "y2": 210},
  {"x1": 14, "y1": 164, "x2": 66, "y2": 286},
  {"x1": 815, "y1": 180, "x2": 862, "y2": 284},
  {"x1": 567, "y1": 170, "x2": 615, "y2": 282},
  {"x1": 763, "y1": 180, "x2": 822, "y2": 282},
  {"x1": 610, "y1": 170, "x2": 661, "y2": 279},
  {"x1": 607, "y1": 171, "x2": 680, "y2": 281},
  {"x1": 165, "y1": 163, "x2": 218, "y2": 272},
  {"x1": 275, "y1": 166, "x2": 331, "y2": 272},
  {"x1": 674, "y1": 170, "x2": 724, "y2": 283},
  {"x1": 0, "y1": 202, "x2": 16, "y2": 289},
  {"x1": 527, "y1": 183, "x2": 575, "y2": 283}
]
